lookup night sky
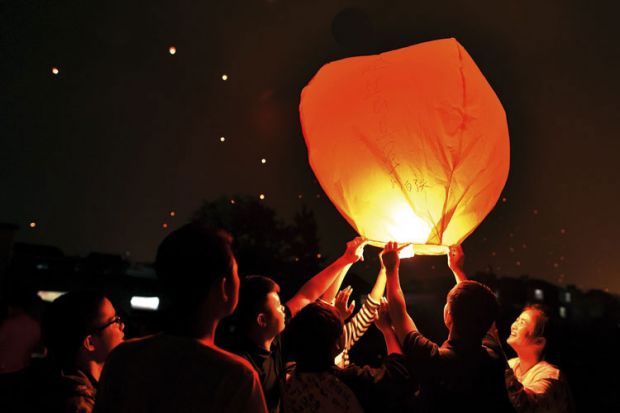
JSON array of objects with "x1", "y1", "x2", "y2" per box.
[{"x1": 2, "y1": 1, "x2": 619, "y2": 293}]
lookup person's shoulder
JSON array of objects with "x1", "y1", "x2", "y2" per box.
[
  {"x1": 508, "y1": 357, "x2": 519, "y2": 369},
  {"x1": 532, "y1": 360, "x2": 561, "y2": 380}
]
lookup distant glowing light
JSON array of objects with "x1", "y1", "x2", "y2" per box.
[
  {"x1": 316, "y1": 194, "x2": 321, "y2": 198},
  {"x1": 560, "y1": 228, "x2": 566, "y2": 235},
  {"x1": 515, "y1": 260, "x2": 521, "y2": 266},
  {"x1": 533, "y1": 209, "x2": 539, "y2": 215},
  {"x1": 316, "y1": 253, "x2": 322, "y2": 259},
  {"x1": 221, "y1": 74, "x2": 228, "y2": 81},
  {"x1": 169, "y1": 211, "x2": 176, "y2": 217},
  {"x1": 534, "y1": 289, "x2": 544, "y2": 301},
  {"x1": 51, "y1": 67, "x2": 59, "y2": 75},
  {"x1": 553, "y1": 262, "x2": 559, "y2": 268},
  {"x1": 29, "y1": 222, "x2": 37, "y2": 228},
  {"x1": 298, "y1": 194, "x2": 303, "y2": 199},
  {"x1": 259, "y1": 194, "x2": 265, "y2": 200},
  {"x1": 38, "y1": 290, "x2": 66, "y2": 302},
  {"x1": 220, "y1": 136, "x2": 226, "y2": 142},
  {"x1": 501, "y1": 197, "x2": 507, "y2": 203},
  {"x1": 522, "y1": 243, "x2": 527, "y2": 249},
  {"x1": 162, "y1": 223, "x2": 169, "y2": 229},
  {"x1": 559, "y1": 306, "x2": 567, "y2": 318},
  {"x1": 168, "y1": 46, "x2": 177, "y2": 55},
  {"x1": 491, "y1": 251, "x2": 496, "y2": 256},
  {"x1": 130, "y1": 296, "x2": 160, "y2": 311},
  {"x1": 230, "y1": 199, "x2": 236, "y2": 204},
  {"x1": 261, "y1": 158, "x2": 267, "y2": 164}
]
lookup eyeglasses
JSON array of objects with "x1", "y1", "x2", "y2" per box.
[{"x1": 94, "y1": 316, "x2": 123, "y2": 332}]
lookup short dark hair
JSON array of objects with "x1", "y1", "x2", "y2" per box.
[
  {"x1": 286, "y1": 302, "x2": 343, "y2": 371},
  {"x1": 156, "y1": 223, "x2": 234, "y2": 311},
  {"x1": 43, "y1": 291, "x2": 106, "y2": 368},
  {"x1": 523, "y1": 304, "x2": 550, "y2": 339},
  {"x1": 234, "y1": 275, "x2": 280, "y2": 329},
  {"x1": 447, "y1": 280, "x2": 498, "y2": 341}
]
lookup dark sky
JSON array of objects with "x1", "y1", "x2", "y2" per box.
[{"x1": 2, "y1": 1, "x2": 619, "y2": 293}]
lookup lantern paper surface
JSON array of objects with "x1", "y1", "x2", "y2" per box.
[{"x1": 300, "y1": 38, "x2": 509, "y2": 255}]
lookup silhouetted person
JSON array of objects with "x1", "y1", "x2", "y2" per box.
[
  {"x1": 44, "y1": 291, "x2": 125, "y2": 413},
  {"x1": 283, "y1": 300, "x2": 413, "y2": 413},
  {"x1": 227, "y1": 237, "x2": 367, "y2": 412},
  {"x1": 0, "y1": 289, "x2": 47, "y2": 413},
  {"x1": 505, "y1": 304, "x2": 575, "y2": 412},
  {"x1": 94, "y1": 224, "x2": 267, "y2": 413},
  {"x1": 384, "y1": 242, "x2": 514, "y2": 412}
]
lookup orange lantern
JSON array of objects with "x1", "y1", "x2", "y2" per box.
[{"x1": 300, "y1": 38, "x2": 509, "y2": 256}]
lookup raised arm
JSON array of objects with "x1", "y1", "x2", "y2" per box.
[
  {"x1": 447, "y1": 245, "x2": 467, "y2": 284},
  {"x1": 383, "y1": 242, "x2": 417, "y2": 345},
  {"x1": 286, "y1": 237, "x2": 367, "y2": 317},
  {"x1": 375, "y1": 298, "x2": 402, "y2": 355}
]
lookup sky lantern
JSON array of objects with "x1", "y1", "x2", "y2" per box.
[{"x1": 300, "y1": 38, "x2": 509, "y2": 256}]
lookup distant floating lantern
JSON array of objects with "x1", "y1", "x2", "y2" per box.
[
  {"x1": 220, "y1": 136, "x2": 226, "y2": 142},
  {"x1": 169, "y1": 46, "x2": 177, "y2": 55},
  {"x1": 261, "y1": 158, "x2": 267, "y2": 164},
  {"x1": 29, "y1": 222, "x2": 37, "y2": 228},
  {"x1": 259, "y1": 194, "x2": 265, "y2": 200},
  {"x1": 169, "y1": 211, "x2": 176, "y2": 217},
  {"x1": 51, "y1": 67, "x2": 59, "y2": 75},
  {"x1": 300, "y1": 38, "x2": 510, "y2": 256},
  {"x1": 222, "y1": 74, "x2": 228, "y2": 81},
  {"x1": 162, "y1": 223, "x2": 169, "y2": 229}
]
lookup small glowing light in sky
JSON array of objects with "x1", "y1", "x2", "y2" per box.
[
  {"x1": 560, "y1": 228, "x2": 566, "y2": 235},
  {"x1": 491, "y1": 251, "x2": 497, "y2": 256},
  {"x1": 509, "y1": 246, "x2": 515, "y2": 253},
  {"x1": 230, "y1": 199, "x2": 236, "y2": 204},
  {"x1": 533, "y1": 209, "x2": 539, "y2": 215},
  {"x1": 553, "y1": 262, "x2": 559, "y2": 268},
  {"x1": 298, "y1": 194, "x2": 303, "y2": 199},
  {"x1": 259, "y1": 194, "x2": 265, "y2": 200},
  {"x1": 316, "y1": 194, "x2": 321, "y2": 198},
  {"x1": 316, "y1": 253, "x2": 322, "y2": 259},
  {"x1": 220, "y1": 136, "x2": 226, "y2": 142},
  {"x1": 221, "y1": 74, "x2": 228, "y2": 81},
  {"x1": 516, "y1": 260, "x2": 521, "y2": 266},
  {"x1": 560, "y1": 255, "x2": 565, "y2": 261},
  {"x1": 51, "y1": 67, "x2": 59, "y2": 75},
  {"x1": 522, "y1": 243, "x2": 527, "y2": 249},
  {"x1": 162, "y1": 223, "x2": 169, "y2": 229},
  {"x1": 261, "y1": 158, "x2": 267, "y2": 164},
  {"x1": 169, "y1": 211, "x2": 176, "y2": 217},
  {"x1": 168, "y1": 46, "x2": 177, "y2": 55},
  {"x1": 29, "y1": 222, "x2": 37, "y2": 228},
  {"x1": 501, "y1": 197, "x2": 507, "y2": 203}
]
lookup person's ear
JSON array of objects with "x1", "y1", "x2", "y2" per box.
[
  {"x1": 257, "y1": 313, "x2": 267, "y2": 328},
  {"x1": 83, "y1": 335, "x2": 96, "y2": 352},
  {"x1": 218, "y1": 276, "x2": 230, "y2": 303},
  {"x1": 535, "y1": 336, "x2": 546, "y2": 348}
]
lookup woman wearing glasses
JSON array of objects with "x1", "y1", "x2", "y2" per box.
[{"x1": 44, "y1": 291, "x2": 125, "y2": 413}]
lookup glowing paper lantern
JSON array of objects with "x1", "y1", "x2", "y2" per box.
[{"x1": 300, "y1": 38, "x2": 509, "y2": 255}]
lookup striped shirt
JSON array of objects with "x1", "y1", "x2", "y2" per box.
[{"x1": 336, "y1": 295, "x2": 381, "y2": 367}]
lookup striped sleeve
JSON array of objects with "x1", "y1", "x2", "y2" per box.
[{"x1": 343, "y1": 295, "x2": 381, "y2": 350}]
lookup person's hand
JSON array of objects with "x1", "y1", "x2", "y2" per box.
[
  {"x1": 374, "y1": 297, "x2": 392, "y2": 332},
  {"x1": 447, "y1": 245, "x2": 465, "y2": 273},
  {"x1": 342, "y1": 237, "x2": 368, "y2": 264},
  {"x1": 381, "y1": 241, "x2": 401, "y2": 273},
  {"x1": 334, "y1": 286, "x2": 355, "y2": 321}
]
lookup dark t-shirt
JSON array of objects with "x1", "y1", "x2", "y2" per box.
[
  {"x1": 231, "y1": 305, "x2": 292, "y2": 413},
  {"x1": 333, "y1": 354, "x2": 419, "y2": 412},
  {"x1": 403, "y1": 330, "x2": 515, "y2": 413},
  {"x1": 234, "y1": 336, "x2": 284, "y2": 413}
]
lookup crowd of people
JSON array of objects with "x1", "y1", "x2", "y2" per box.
[{"x1": 0, "y1": 222, "x2": 575, "y2": 412}]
